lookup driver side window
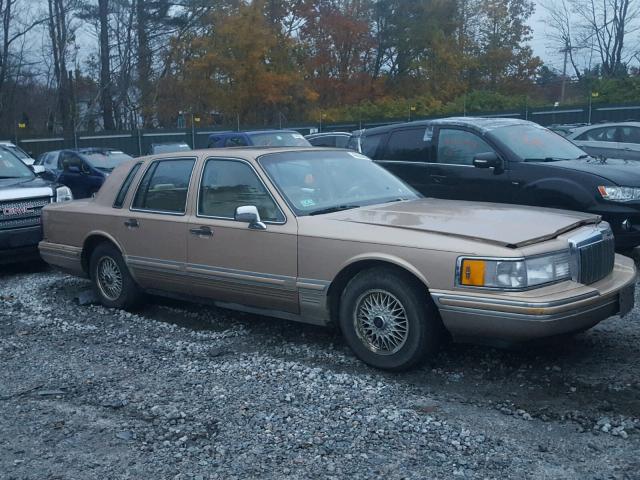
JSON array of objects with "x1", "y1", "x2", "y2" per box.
[
  {"x1": 198, "y1": 159, "x2": 284, "y2": 223},
  {"x1": 436, "y1": 129, "x2": 494, "y2": 165},
  {"x1": 60, "y1": 152, "x2": 84, "y2": 172}
]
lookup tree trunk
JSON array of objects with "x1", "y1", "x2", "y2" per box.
[
  {"x1": 136, "y1": 0, "x2": 152, "y2": 128},
  {"x1": 99, "y1": 0, "x2": 115, "y2": 130}
]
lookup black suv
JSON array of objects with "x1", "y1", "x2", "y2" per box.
[
  {"x1": 356, "y1": 117, "x2": 640, "y2": 249},
  {"x1": 0, "y1": 148, "x2": 73, "y2": 263}
]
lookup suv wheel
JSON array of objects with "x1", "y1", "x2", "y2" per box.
[
  {"x1": 339, "y1": 267, "x2": 442, "y2": 371},
  {"x1": 90, "y1": 243, "x2": 143, "y2": 310}
]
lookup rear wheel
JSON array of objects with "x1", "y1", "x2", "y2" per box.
[
  {"x1": 339, "y1": 267, "x2": 443, "y2": 371},
  {"x1": 89, "y1": 243, "x2": 143, "y2": 310}
]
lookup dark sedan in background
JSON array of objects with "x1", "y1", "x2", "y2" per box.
[
  {"x1": 207, "y1": 130, "x2": 311, "y2": 148},
  {"x1": 355, "y1": 117, "x2": 640, "y2": 250},
  {"x1": 37, "y1": 148, "x2": 133, "y2": 199}
]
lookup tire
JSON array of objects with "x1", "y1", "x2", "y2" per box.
[
  {"x1": 338, "y1": 267, "x2": 443, "y2": 371},
  {"x1": 89, "y1": 242, "x2": 143, "y2": 310}
]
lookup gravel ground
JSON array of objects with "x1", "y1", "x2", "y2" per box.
[{"x1": 1, "y1": 262, "x2": 640, "y2": 480}]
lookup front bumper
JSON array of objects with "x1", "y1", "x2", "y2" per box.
[
  {"x1": 431, "y1": 254, "x2": 637, "y2": 344},
  {"x1": 0, "y1": 226, "x2": 43, "y2": 264}
]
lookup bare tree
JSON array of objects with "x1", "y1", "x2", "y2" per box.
[
  {"x1": 47, "y1": 0, "x2": 78, "y2": 142},
  {"x1": 542, "y1": 0, "x2": 584, "y2": 79},
  {"x1": 98, "y1": 0, "x2": 115, "y2": 129}
]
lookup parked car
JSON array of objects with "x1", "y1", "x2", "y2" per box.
[
  {"x1": 0, "y1": 141, "x2": 35, "y2": 165},
  {"x1": 36, "y1": 149, "x2": 134, "y2": 199},
  {"x1": 354, "y1": 117, "x2": 640, "y2": 250},
  {"x1": 149, "y1": 142, "x2": 192, "y2": 155},
  {"x1": 207, "y1": 130, "x2": 311, "y2": 148},
  {"x1": 564, "y1": 122, "x2": 640, "y2": 161},
  {"x1": 305, "y1": 132, "x2": 353, "y2": 148},
  {"x1": 0, "y1": 148, "x2": 72, "y2": 264},
  {"x1": 39, "y1": 147, "x2": 635, "y2": 370}
]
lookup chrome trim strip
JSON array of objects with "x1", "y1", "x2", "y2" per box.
[
  {"x1": 437, "y1": 296, "x2": 618, "y2": 322},
  {"x1": 0, "y1": 187, "x2": 53, "y2": 202},
  {"x1": 195, "y1": 156, "x2": 287, "y2": 225},
  {"x1": 430, "y1": 290, "x2": 599, "y2": 309}
]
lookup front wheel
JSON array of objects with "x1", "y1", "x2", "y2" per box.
[
  {"x1": 89, "y1": 243, "x2": 144, "y2": 310},
  {"x1": 339, "y1": 267, "x2": 443, "y2": 371}
]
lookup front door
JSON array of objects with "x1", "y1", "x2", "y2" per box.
[
  {"x1": 186, "y1": 157, "x2": 298, "y2": 313},
  {"x1": 116, "y1": 157, "x2": 197, "y2": 293},
  {"x1": 429, "y1": 127, "x2": 513, "y2": 203}
]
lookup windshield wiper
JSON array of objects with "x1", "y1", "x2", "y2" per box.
[
  {"x1": 576, "y1": 154, "x2": 591, "y2": 159},
  {"x1": 523, "y1": 157, "x2": 570, "y2": 162},
  {"x1": 308, "y1": 204, "x2": 360, "y2": 216}
]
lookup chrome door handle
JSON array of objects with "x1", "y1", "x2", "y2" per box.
[
  {"x1": 124, "y1": 219, "x2": 139, "y2": 228},
  {"x1": 189, "y1": 226, "x2": 213, "y2": 237}
]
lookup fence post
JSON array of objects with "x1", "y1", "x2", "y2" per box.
[{"x1": 137, "y1": 128, "x2": 142, "y2": 156}]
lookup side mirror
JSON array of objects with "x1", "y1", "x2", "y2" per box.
[
  {"x1": 235, "y1": 205, "x2": 266, "y2": 230},
  {"x1": 30, "y1": 165, "x2": 45, "y2": 175},
  {"x1": 473, "y1": 152, "x2": 503, "y2": 170}
]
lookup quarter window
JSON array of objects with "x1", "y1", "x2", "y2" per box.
[
  {"x1": 437, "y1": 129, "x2": 494, "y2": 165},
  {"x1": 113, "y1": 162, "x2": 142, "y2": 208},
  {"x1": 618, "y1": 126, "x2": 640, "y2": 144},
  {"x1": 198, "y1": 159, "x2": 284, "y2": 222},
  {"x1": 385, "y1": 128, "x2": 431, "y2": 162},
  {"x1": 132, "y1": 158, "x2": 195, "y2": 213}
]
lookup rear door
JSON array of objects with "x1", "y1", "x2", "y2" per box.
[
  {"x1": 374, "y1": 126, "x2": 435, "y2": 196},
  {"x1": 428, "y1": 127, "x2": 513, "y2": 203},
  {"x1": 116, "y1": 157, "x2": 197, "y2": 293},
  {"x1": 186, "y1": 157, "x2": 298, "y2": 313}
]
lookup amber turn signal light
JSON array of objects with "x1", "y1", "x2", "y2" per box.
[{"x1": 460, "y1": 259, "x2": 486, "y2": 286}]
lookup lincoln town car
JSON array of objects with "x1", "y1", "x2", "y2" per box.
[{"x1": 38, "y1": 148, "x2": 637, "y2": 370}]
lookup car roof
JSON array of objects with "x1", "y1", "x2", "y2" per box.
[
  {"x1": 210, "y1": 129, "x2": 301, "y2": 137},
  {"x1": 361, "y1": 117, "x2": 533, "y2": 136},
  {"x1": 135, "y1": 146, "x2": 345, "y2": 163},
  {"x1": 305, "y1": 132, "x2": 352, "y2": 139}
]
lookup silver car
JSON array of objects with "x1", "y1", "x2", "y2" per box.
[{"x1": 566, "y1": 122, "x2": 640, "y2": 160}]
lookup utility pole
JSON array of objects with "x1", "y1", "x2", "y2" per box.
[{"x1": 560, "y1": 46, "x2": 569, "y2": 105}]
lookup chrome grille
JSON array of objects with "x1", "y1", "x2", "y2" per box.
[
  {"x1": 0, "y1": 196, "x2": 50, "y2": 231},
  {"x1": 569, "y1": 226, "x2": 615, "y2": 285}
]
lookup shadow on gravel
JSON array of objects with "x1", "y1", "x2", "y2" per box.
[{"x1": 0, "y1": 260, "x2": 49, "y2": 279}]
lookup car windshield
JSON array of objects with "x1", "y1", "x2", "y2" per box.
[
  {"x1": 259, "y1": 150, "x2": 418, "y2": 216},
  {"x1": 84, "y1": 151, "x2": 133, "y2": 171},
  {"x1": 0, "y1": 147, "x2": 33, "y2": 178},
  {"x1": 490, "y1": 124, "x2": 587, "y2": 161},
  {"x1": 152, "y1": 143, "x2": 192, "y2": 154},
  {"x1": 249, "y1": 132, "x2": 311, "y2": 147}
]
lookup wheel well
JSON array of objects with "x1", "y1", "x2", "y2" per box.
[
  {"x1": 326, "y1": 260, "x2": 429, "y2": 324},
  {"x1": 81, "y1": 235, "x2": 119, "y2": 274}
]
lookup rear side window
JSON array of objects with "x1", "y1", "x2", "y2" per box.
[
  {"x1": 618, "y1": 126, "x2": 640, "y2": 144},
  {"x1": 113, "y1": 162, "x2": 142, "y2": 208},
  {"x1": 385, "y1": 128, "x2": 431, "y2": 162},
  {"x1": 575, "y1": 127, "x2": 617, "y2": 142},
  {"x1": 360, "y1": 133, "x2": 385, "y2": 158},
  {"x1": 225, "y1": 136, "x2": 248, "y2": 147},
  {"x1": 132, "y1": 158, "x2": 195, "y2": 214}
]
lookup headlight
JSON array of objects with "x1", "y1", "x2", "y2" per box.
[
  {"x1": 458, "y1": 251, "x2": 571, "y2": 290},
  {"x1": 598, "y1": 185, "x2": 640, "y2": 202},
  {"x1": 55, "y1": 186, "x2": 73, "y2": 203}
]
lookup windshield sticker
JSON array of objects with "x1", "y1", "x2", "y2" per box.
[
  {"x1": 300, "y1": 199, "x2": 316, "y2": 207},
  {"x1": 292, "y1": 134, "x2": 305, "y2": 139},
  {"x1": 348, "y1": 152, "x2": 369, "y2": 160}
]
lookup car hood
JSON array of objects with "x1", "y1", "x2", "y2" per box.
[
  {"x1": 547, "y1": 157, "x2": 640, "y2": 185},
  {"x1": 0, "y1": 176, "x2": 55, "y2": 201},
  {"x1": 331, "y1": 199, "x2": 599, "y2": 248}
]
